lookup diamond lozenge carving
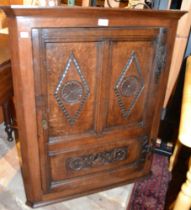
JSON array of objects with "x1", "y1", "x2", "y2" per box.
[
  {"x1": 54, "y1": 52, "x2": 90, "y2": 126},
  {"x1": 114, "y1": 51, "x2": 144, "y2": 119}
]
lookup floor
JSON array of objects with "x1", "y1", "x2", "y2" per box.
[{"x1": 0, "y1": 123, "x2": 134, "y2": 210}]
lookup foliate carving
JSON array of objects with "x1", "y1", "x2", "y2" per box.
[
  {"x1": 154, "y1": 28, "x2": 167, "y2": 83},
  {"x1": 67, "y1": 147, "x2": 128, "y2": 171},
  {"x1": 114, "y1": 51, "x2": 144, "y2": 119},
  {"x1": 54, "y1": 52, "x2": 90, "y2": 126}
]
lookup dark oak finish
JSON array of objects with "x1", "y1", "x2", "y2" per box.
[{"x1": 0, "y1": 6, "x2": 185, "y2": 207}]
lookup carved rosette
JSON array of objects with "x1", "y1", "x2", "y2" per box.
[
  {"x1": 61, "y1": 80, "x2": 83, "y2": 104},
  {"x1": 120, "y1": 76, "x2": 140, "y2": 97},
  {"x1": 54, "y1": 52, "x2": 90, "y2": 125},
  {"x1": 67, "y1": 147, "x2": 128, "y2": 171},
  {"x1": 114, "y1": 51, "x2": 144, "y2": 119}
]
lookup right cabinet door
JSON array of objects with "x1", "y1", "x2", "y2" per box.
[{"x1": 103, "y1": 27, "x2": 167, "y2": 134}]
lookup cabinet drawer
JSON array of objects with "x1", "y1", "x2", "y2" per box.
[{"x1": 48, "y1": 136, "x2": 147, "y2": 187}]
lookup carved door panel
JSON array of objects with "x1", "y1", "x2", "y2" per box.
[
  {"x1": 105, "y1": 28, "x2": 167, "y2": 132},
  {"x1": 106, "y1": 41, "x2": 154, "y2": 129},
  {"x1": 32, "y1": 27, "x2": 167, "y2": 194}
]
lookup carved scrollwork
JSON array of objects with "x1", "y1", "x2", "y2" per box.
[{"x1": 67, "y1": 147, "x2": 128, "y2": 171}]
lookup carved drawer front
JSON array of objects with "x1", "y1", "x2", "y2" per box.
[{"x1": 47, "y1": 135, "x2": 149, "y2": 193}]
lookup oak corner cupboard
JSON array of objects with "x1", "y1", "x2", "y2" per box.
[{"x1": 0, "y1": 6, "x2": 185, "y2": 207}]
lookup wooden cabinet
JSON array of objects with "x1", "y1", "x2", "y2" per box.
[{"x1": 1, "y1": 6, "x2": 184, "y2": 207}]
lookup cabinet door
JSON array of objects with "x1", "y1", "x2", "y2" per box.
[
  {"x1": 106, "y1": 37, "x2": 157, "y2": 129},
  {"x1": 32, "y1": 27, "x2": 167, "y2": 195}
]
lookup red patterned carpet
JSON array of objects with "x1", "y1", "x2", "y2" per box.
[{"x1": 127, "y1": 154, "x2": 171, "y2": 210}]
